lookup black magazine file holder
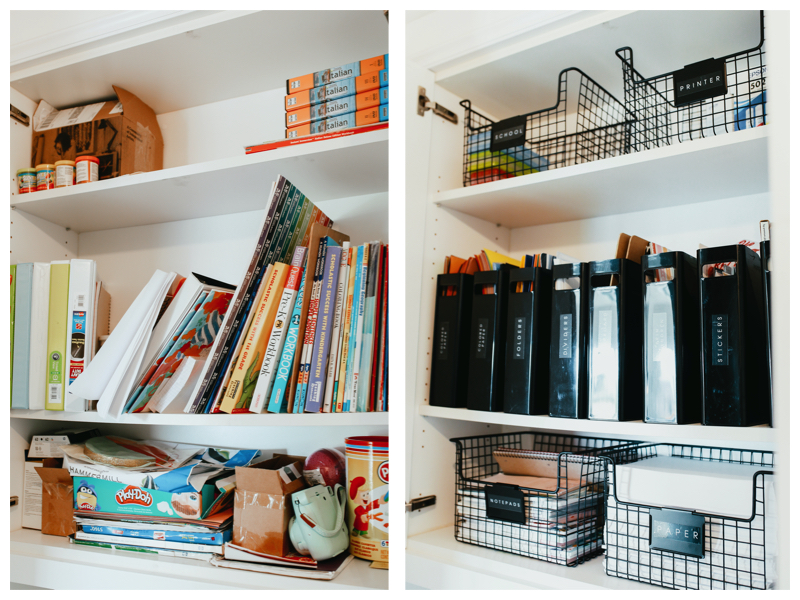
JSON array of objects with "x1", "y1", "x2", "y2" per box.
[
  {"x1": 760, "y1": 240, "x2": 772, "y2": 424},
  {"x1": 549, "y1": 263, "x2": 589, "y2": 418},
  {"x1": 429, "y1": 273, "x2": 473, "y2": 408},
  {"x1": 504, "y1": 267, "x2": 553, "y2": 415},
  {"x1": 642, "y1": 251, "x2": 701, "y2": 424},
  {"x1": 587, "y1": 259, "x2": 643, "y2": 422},
  {"x1": 698, "y1": 244, "x2": 770, "y2": 426},
  {"x1": 466, "y1": 267, "x2": 512, "y2": 412}
]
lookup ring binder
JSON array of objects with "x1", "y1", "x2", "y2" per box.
[
  {"x1": 587, "y1": 259, "x2": 643, "y2": 422},
  {"x1": 504, "y1": 267, "x2": 553, "y2": 415},
  {"x1": 698, "y1": 245, "x2": 770, "y2": 427},
  {"x1": 466, "y1": 267, "x2": 512, "y2": 412},
  {"x1": 429, "y1": 273, "x2": 474, "y2": 408},
  {"x1": 643, "y1": 251, "x2": 701, "y2": 424},
  {"x1": 549, "y1": 263, "x2": 589, "y2": 419}
]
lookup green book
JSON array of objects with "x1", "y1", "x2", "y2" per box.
[
  {"x1": 10, "y1": 265, "x2": 16, "y2": 402},
  {"x1": 46, "y1": 261, "x2": 70, "y2": 411}
]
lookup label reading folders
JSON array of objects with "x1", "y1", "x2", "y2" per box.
[{"x1": 485, "y1": 484, "x2": 526, "y2": 524}]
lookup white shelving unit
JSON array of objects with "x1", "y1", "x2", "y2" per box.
[
  {"x1": 405, "y1": 9, "x2": 788, "y2": 590},
  {"x1": 10, "y1": 10, "x2": 388, "y2": 590}
]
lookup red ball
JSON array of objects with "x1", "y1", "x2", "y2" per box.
[{"x1": 304, "y1": 448, "x2": 346, "y2": 488}]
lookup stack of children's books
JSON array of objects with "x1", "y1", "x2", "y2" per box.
[
  {"x1": 210, "y1": 543, "x2": 354, "y2": 581},
  {"x1": 10, "y1": 259, "x2": 110, "y2": 412},
  {"x1": 65, "y1": 436, "x2": 261, "y2": 561},
  {"x1": 246, "y1": 54, "x2": 389, "y2": 154},
  {"x1": 66, "y1": 175, "x2": 388, "y2": 416}
]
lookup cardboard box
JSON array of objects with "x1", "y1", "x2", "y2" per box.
[
  {"x1": 233, "y1": 454, "x2": 307, "y2": 557},
  {"x1": 23, "y1": 454, "x2": 62, "y2": 530},
  {"x1": 30, "y1": 85, "x2": 163, "y2": 180},
  {"x1": 34, "y1": 466, "x2": 76, "y2": 537},
  {"x1": 72, "y1": 475, "x2": 231, "y2": 520}
]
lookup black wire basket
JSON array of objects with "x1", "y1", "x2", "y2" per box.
[
  {"x1": 616, "y1": 11, "x2": 766, "y2": 151},
  {"x1": 451, "y1": 432, "x2": 640, "y2": 566},
  {"x1": 603, "y1": 443, "x2": 776, "y2": 589},
  {"x1": 461, "y1": 68, "x2": 635, "y2": 187}
]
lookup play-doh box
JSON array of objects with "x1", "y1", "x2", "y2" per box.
[{"x1": 73, "y1": 475, "x2": 233, "y2": 520}]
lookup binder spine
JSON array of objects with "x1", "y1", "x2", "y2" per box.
[
  {"x1": 643, "y1": 252, "x2": 701, "y2": 424},
  {"x1": 504, "y1": 267, "x2": 553, "y2": 415},
  {"x1": 467, "y1": 268, "x2": 511, "y2": 412},
  {"x1": 429, "y1": 274, "x2": 473, "y2": 408},
  {"x1": 698, "y1": 244, "x2": 770, "y2": 426},
  {"x1": 549, "y1": 263, "x2": 589, "y2": 419},
  {"x1": 587, "y1": 259, "x2": 643, "y2": 422}
]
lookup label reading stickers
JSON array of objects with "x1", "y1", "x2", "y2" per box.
[
  {"x1": 650, "y1": 508, "x2": 705, "y2": 558},
  {"x1": 485, "y1": 484, "x2": 526, "y2": 524},
  {"x1": 673, "y1": 57, "x2": 728, "y2": 107},
  {"x1": 490, "y1": 115, "x2": 527, "y2": 152}
]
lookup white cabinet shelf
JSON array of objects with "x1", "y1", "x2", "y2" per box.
[
  {"x1": 432, "y1": 127, "x2": 767, "y2": 229},
  {"x1": 11, "y1": 11, "x2": 389, "y2": 115},
  {"x1": 12, "y1": 129, "x2": 388, "y2": 233},
  {"x1": 406, "y1": 526, "x2": 653, "y2": 590},
  {"x1": 10, "y1": 409, "x2": 388, "y2": 427},
  {"x1": 418, "y1": 404, "x2": 774, "y2": 446},
  {"x1": 10, "y1": 529, "x2": 386, "y2": 590}
]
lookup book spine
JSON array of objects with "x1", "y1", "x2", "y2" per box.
[
  {"x1": 281, "y1": 199, "x2": 309, "y2": 264},
  {"x1": 287, "y1": 104, "x2": 388, "y2": 139},
  {"x1": 349, "y1": 244, "x2": 370, "y2": 411},
  {"x1": 323, "y1": 242, "x2": 350, "y2": 412},
  {"x1": 11, "y1": 263, "x2": 33, "y2": 409},
  {"x1": 305, "y1": 247, "x2": 342, "y2": 413},
  {"x1": 286, "y1": 54, "x2": 385, "y2": 95},
  {"x1": 355, "y1": 68, "x2": 388, "y2": 93},
  {"x1": 286, "y1": 88, "x2": 385, "y2": 127},
  {"x1": 368, "y1": 245, "x2": 386, "y2": 411},
  {"x1": 285, "y1": 77, "x2": 357, "y2": 111},
  {"x1": 245, "y1": 123, "x2": 388, "y2": 154},
  {"x1": 70, "y1": 538, "x2": 213, "y2": 561},
  {"x1": 267, "y1": 263, "x2": 306, "y2": 414},
  {"x1": 295, "y1": 237, "x2": 328, "y2": 412},
  {"x1": 250, "y1": 254, "x2": 305, "y2": 413},
  {"x1": 335, "y1": 247, "x2": 357, "y2": 412},
  {"x1": 299, "y1": 207, "x2": 321, "y2": 249},
  {"x1": 357, "y1": 243, "x2": 382, "y2": 411},
  {"x1": 28, "y1": 263, "x2": 51, "y2": 411},
  {"x1": 75, "y1": 531, "x2": 223, "y2": 554},
  {"x1": 80, "y1": 524, "x2": 229, "y2": 545},
  {"x1": 376, "y1": 246, "x2": 389, "y2": 411},
  {"x1": 343, "y1": 245, "x2": 364, "y2": 412},
  {"x1": 188, "y1": 177, "x2": 287, "y2": 412},
  {"x1": 45, "y1": 262, "x2": 70, "y2": 410},
  {"x1": 65, "y1": 260, "x2": 95, "y2": 401},
  {"x1": 220, "y1": 265, "x2": 283, "y2": 413}
]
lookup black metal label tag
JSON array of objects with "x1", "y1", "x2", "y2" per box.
[
  {"x1": 673, "y1": 57, "x2": 728, "y2": 107},
  {"x1": 490, "y1": 115, "x2": 526, "y2": 151},
  {"x1": 485, "y1": 484, "x2": 526, "y2": 524},
  {"x1": 437, "y1": 321, "x2": 449, "y2": 360},
  {"x1": 650, "y1": 508, "x2": 705, "y2": 558},
  {"x1": 711, "y1": 314, "x2": 728, "y2": 366}
]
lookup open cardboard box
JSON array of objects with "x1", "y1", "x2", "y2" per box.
[
  {"x1": 233, "y1": 454, "x2": 307, "y2": 557},
  {"x1": 30, "y1": 85, "x2": 163, "y2": 179}
]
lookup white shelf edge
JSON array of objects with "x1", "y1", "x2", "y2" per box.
[
  {"x1": 10, "y1": 409, "x2": 389, "y2": 427},
  {"x1": 12, "y1": 128, "x2": 389, "y2": 209},
  {"x1": 406, "y1": 525, "x2": 654, "y2": 590},
  {"x1": 10, "y1": 528, "x2": 386, "y2": 590},
  {"x1": 431, "y1": 127, "x2": 768, "y2": 227},
  {"x1": 418, "y1": 404, "x2": 774, "y2": 445}
]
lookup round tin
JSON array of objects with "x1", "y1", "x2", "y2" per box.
[
  {"x1": 75, "y1": 155, "x2": 99, "y2": 184},
  {"x1": 35, "y1": 164, "x2": 55, "y2": 191},
  {"x1": 55, "y1": 160, "x2": 75, "y2": 188},
  {"x1": 16, "y1": 168, "x2": 36, "y2": 194}
]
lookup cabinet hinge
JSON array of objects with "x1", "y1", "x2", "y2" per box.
[
  {"x1": 405, "y1": 494, "x2": 437, "y2": 512},
  {"x1": 11, "y1": 105, "x2": 30, "y2": 127},
  {"x1": 11, "y1": 496, "x2": 19, "y2": 507},
  {"x1": 417, "y1": 87, "x2": 458, "y2": 124}
]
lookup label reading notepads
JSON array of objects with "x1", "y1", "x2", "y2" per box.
[{"x1": 485, "y1": 484, "x2": 526, "y2": 524}]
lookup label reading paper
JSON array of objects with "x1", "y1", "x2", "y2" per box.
[
  {"x1": 485, "y1": 484, "x2": 526, "y2": 524},
  {"x1": 712, "y1": 315, "x2": 728, "y2": 365},
  {"x1": 650, "y1": 508, "x2": 705, "y2": 558}
]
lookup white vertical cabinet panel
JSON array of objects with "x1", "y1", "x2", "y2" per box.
[
  {"x1": 157, "y1": 88, "x2": 285, "y2": 169},
  {"x1": 315, "y1": 192, "x2": 388, "y2": 247},
  {"x1": 509, "y1": 193, "x2": 771, "y2": 260}
]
